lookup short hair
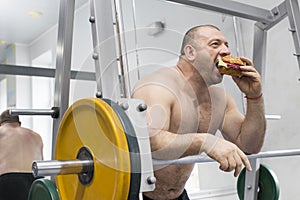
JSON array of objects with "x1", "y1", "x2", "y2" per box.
[
  {"x1": 180, "y1": 24, "x2": 220, "y2": 55},
  {"x1": 0, "y1": 110, "x2": 20, "y2": 125}
]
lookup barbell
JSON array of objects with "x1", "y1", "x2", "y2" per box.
[
  {"x1": 31, "y1": 97, "x2": 293, "y2": 200},
  {"x1": 33, "y1": 98, "x2": 144, "y2": 200}
]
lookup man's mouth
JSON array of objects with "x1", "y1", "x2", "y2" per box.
[
  {"x1": 215, "y1": 61, "x2": 219, "y2": 68},
  {"x1": 215, "y1": 58, "x2": 221, "y2": 68}
]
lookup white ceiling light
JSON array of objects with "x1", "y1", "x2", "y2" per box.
[{"x1": 28, "y1": 11, "x2": 43, "y2": 18}]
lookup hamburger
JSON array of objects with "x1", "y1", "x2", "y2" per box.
[{"x1": 217, "y1": 55, "x2": 245, "y2": 76}]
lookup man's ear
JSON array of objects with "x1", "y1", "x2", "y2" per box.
[{"x1": 183, "y1": 45, "x2": 196, "y2": 61}]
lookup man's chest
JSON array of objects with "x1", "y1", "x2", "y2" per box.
[{"x1": 171, "y1": 98, "x2": 226, "y2": 134}]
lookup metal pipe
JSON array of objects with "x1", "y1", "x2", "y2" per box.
[
  {"x1": 286, "y1": 0, "x2": 300, "y2": 72},
  {"x1": 0, "y1": 64, "x2": 96, "y2": 81},
  {"x1": 265, "y1": 114, "x2": 281, "y2": 120},
  {"x1": 9, "y1": 107, "x2": 59, "y2": 118},
  {"x1": 32, "y1": 160, "x2": 93, "y2": 177},
  {"x1": 89, "y1": 0, "x2": 103, "y2": 98},
  {"x1": 32, "y1": 149, "x2": 300, "y2": 177},
  {"x1": 165, "y1": 0, "x2": 275, "y2": 24},
  {"x1": 9, "y1": 109, "x2": 54, "y2": 116},
  {"x1": 153, "y1": 149, "x2": 300, "y2": 166}
]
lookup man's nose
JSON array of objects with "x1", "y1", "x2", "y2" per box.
[{"x1": 220, "y1": 45, "x2": 230, "y2": 56}]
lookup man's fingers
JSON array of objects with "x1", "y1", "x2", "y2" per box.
[
  {"x1": 234, "y1": 163, "x2": 242, "y2": 177},
  {"x1": 240, "y1": 56, "x2": 253, "y2": 66},
  {"x1": 233, "y1": 153, "x2": 243, "y2": 177},
  {"x1": 239, "y1": 150, "x2": 252, "y2": 172},
  {"x1": 219, "y1": 158, "x2": 229, "y2": 171},
  {"x1": 226, "y1": 155, "x2": 236, "y2": 172}
]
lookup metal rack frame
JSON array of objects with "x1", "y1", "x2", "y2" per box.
[{"x1": 1, "y1": 0, "x2": 300, "y2": 199}]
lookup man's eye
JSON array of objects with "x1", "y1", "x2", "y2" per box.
[{"x1": 211, "y1": 42, "x2": 219, "y2": 46}]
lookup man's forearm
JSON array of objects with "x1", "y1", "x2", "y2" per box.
[
  {"x1": 149, "y1": 129, "x2": 208, "y2": 160},
  {"x1": 239, "y1": 97, "x2": 266, "y2": 153}
]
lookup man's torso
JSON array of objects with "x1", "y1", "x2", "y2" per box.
[
  {"x1": 0, "y1": 126, "x2": 43, "y2": 175},
  {"x1": 139, "y1": 67, "x2": 228, "y2": 199}
]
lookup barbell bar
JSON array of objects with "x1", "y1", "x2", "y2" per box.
[
  {"x1": 153, "y1": 148, "x2": 300, "y2": 165},
  {"x1": 33, "y1": 148, "x2": 300, "y2": 177}
]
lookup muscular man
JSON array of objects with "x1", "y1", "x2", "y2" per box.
[
  {"x1": 0, "y1": 109, "x2": 43, "y2": 175},
  {"x1": 132, "y1": 25, "x2": 266, "y2": 200}
]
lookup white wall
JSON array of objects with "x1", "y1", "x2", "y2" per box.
[
  {"x1": 15, "y1": 44, "x2": 33, "y2": 128},
  {"x1": 261, "y1": 17, "x2": 300, "y2": 199}
]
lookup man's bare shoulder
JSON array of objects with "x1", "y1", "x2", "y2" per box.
[
  {"x1": 0, "y1": 125, "x2": 42, "y2": 141},
  {"x1": 133, "y1": 67, "x2": 181, "y2": 93},
  {"x1": 20, "y1": 127, "x2": 42, "y2": 139}
]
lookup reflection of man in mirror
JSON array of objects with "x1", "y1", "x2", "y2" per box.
[
  {"x1": 0, "y1": 109, "x2": 44, "y2": 199},
  {"x1": 132, "y1": 25, "x2": 266, "y2": 200}
]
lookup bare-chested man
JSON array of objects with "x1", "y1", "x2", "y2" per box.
[
  {"x1": 132, "y1": 25, "x2": 266, "y2": 200},
  {"x1": 0, "y1": 109, "x2": 43, "y2": 175}
]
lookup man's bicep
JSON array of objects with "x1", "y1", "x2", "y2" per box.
[{"x1": 220, "y1": 94, "x2": 244, "y2": 143}]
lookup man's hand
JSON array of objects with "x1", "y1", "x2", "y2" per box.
[
  {"x1": 201, "y1": 134, "x2": 252, "y2": 177},
  {"x1": 232, "y1": 56, "x2": 262, "y2": 98}
]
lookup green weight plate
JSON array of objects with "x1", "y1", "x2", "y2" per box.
[
  {"x1": 28, "y1": 179, "x2": 60, "y2": 200},
  {"x1": 237, "y1": 164, "x2": 280, "y2": 200}
]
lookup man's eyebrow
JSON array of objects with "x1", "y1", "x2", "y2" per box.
[{"x1": 208, "y1": 38, "x2": 229, "y2": 45}]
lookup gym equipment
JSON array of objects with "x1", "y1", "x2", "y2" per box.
[
  {"x1": 28, "y1": 179, "x2": 60, "y2": 200},
  {"x1": 56, "y1": 98, "x2": 131, "y2": 199},
  {"x1": 9, "y1": 108, "x2": 59, "y2": 118},
  {"x1": 237, "y1": 164, "x2": 280, "y2": 200},
  {"x1": 32, "y1": 98, "x2": 154, "y2": 200},
  {"x1": 153, "y1": 149, "x2": 300, "y2": 165},
  {"x1": 32, "y1": 98, "x2": 300, "y2": 199},
  {"x1": 31, "y1": 96, "x2": 300, "y2": 200}
]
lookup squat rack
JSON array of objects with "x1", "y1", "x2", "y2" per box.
[
  {"x1": 53, "y1": 0, "x2": 300, "y2": 199},
  {"x1": 3, "y1": 0, "x2": 300, "y2": 199}
]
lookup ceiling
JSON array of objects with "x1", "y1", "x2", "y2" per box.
[
  {"x1": 0, "y1": 0, "x2": 288, "y2": 46},
  {"x1": 0, "y1": 0, "x2": 88, "y2": 45}
]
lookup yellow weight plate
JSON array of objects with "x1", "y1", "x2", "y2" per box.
[{"x1": 55, "y1": 98, "x2": 131, "y2": 200}]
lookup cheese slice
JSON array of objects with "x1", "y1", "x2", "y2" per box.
[{"x1": 217, "y1": 59, "x2": 228, "y2": 68}]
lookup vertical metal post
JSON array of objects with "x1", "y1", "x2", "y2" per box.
[
  {"x1": 52, "y1": 0, "x2": 75, "y2": 158},
  {"x1": 253, "y1": 24, "x2": 268, "y2": 83},
  {"x1": 91, "y1": 0, "x2": 121, "y2": 101},
  {"x1": 285, "y1": 0, "x2": 300, "y2": 71},
  {"x1": 243, "y1": 23, "x2": 268, "y2": 199},
  {"x1": 244, "y1": 159, "x2": 260, "y2": 200},
  {"x1": 113, "y1": 0, "x2": 132, "y2": 98},
  {"x1": 232, "y1": 17, "x2": 245, "y2": 57},
  {"x1": 89, "y1": 0, "x2": 103, "y2": 98}
]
